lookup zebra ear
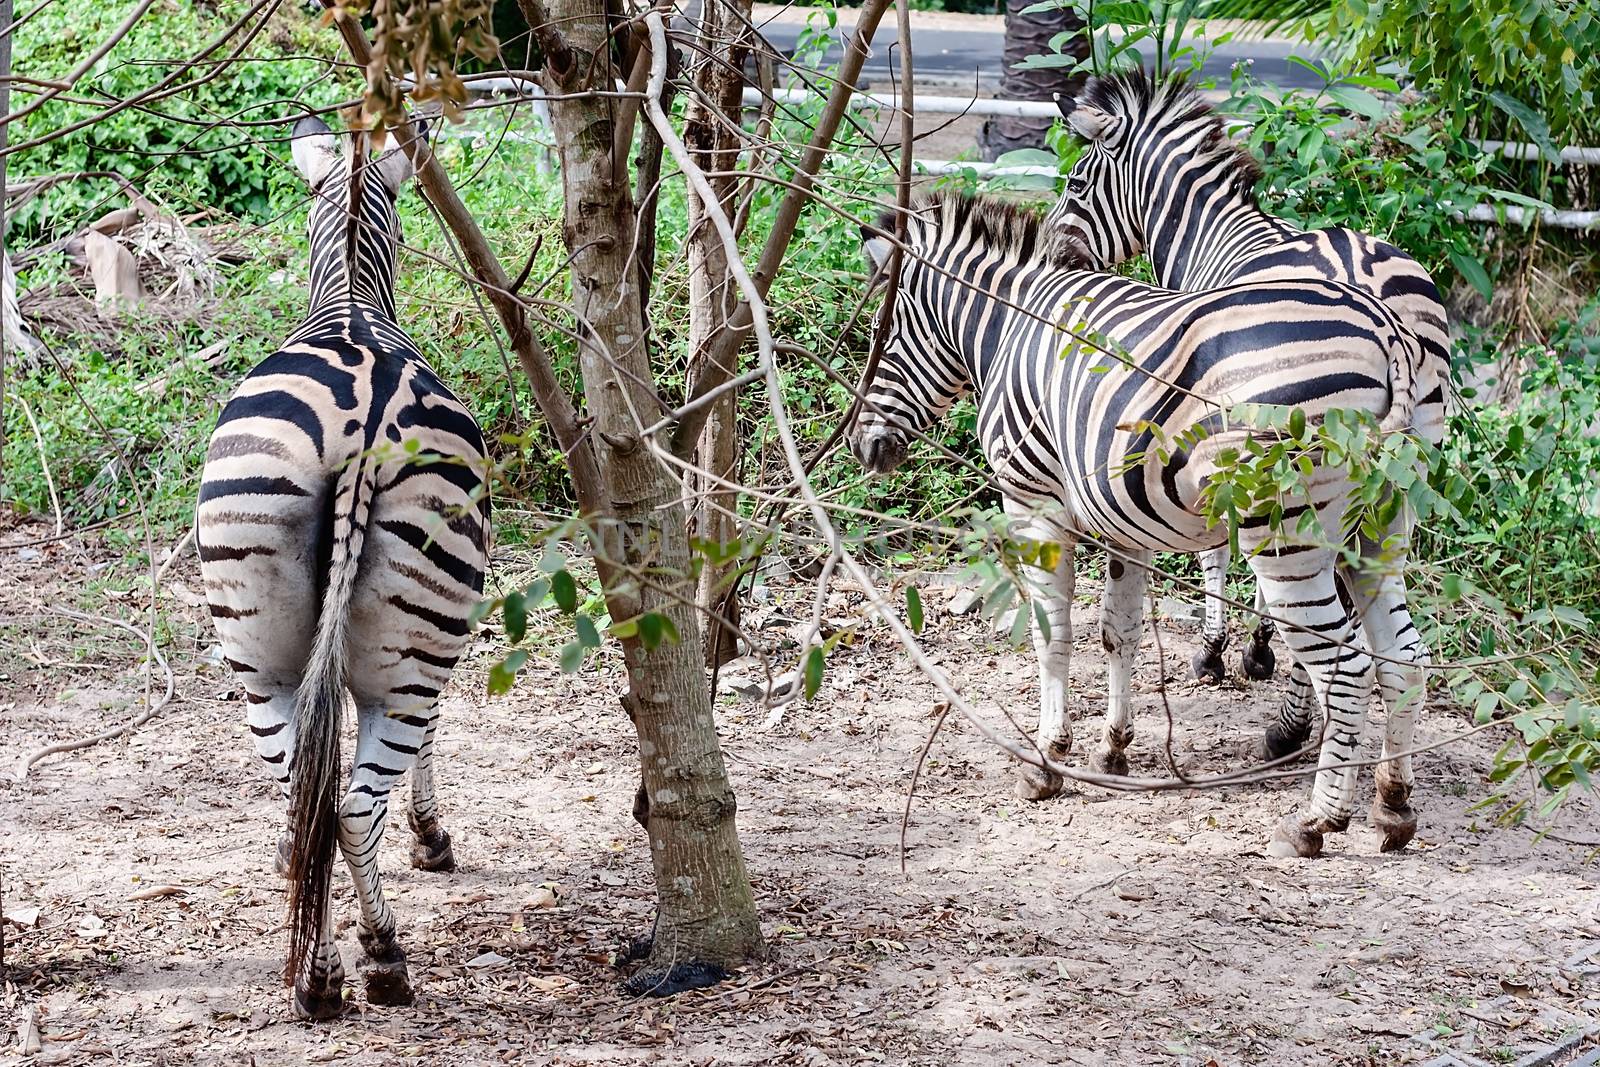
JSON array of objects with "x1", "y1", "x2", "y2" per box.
[
  {"x1": 860, "y1": 227, "x2": 894, "y2": 273},
  {"x1": 1053, "y1": 92, "x2": 1075, "y2": 120},
  {"x1": 291, "y1": 115, "x2": 341, "y2": 190},
  {"x1": 373, "y1": 121, "x2": 427, "y2": 192},
  {"x1": 1067, "y1": 105, "x2": 1119, "y2": 144}
]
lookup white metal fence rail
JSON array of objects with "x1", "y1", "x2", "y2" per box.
[{"x1": 446, "y1": 75, "x2": 1600, "y2": 230}]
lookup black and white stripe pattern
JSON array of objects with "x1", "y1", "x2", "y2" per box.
[
  {"x1": 849, "y1": 192, "x2": 1427, "y2": 858},
  {"x1": 1045, "y1": 71, "x2": 1446, "y2": 716},
  {"x1": 197, "y1": 116, "x2": 489, "y2": 1018}
]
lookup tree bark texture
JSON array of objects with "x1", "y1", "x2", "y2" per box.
[
  {"x1": 683, "y1": 0, "x2": 755, "y2": 667},
  {"x1": 979, "y1": 0, "x2": 1087, "y2": 161},
  {"x1": 534, "y1": 0, "x2": 764, "y2": 989}
]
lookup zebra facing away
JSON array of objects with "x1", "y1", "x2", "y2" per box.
[
  {"x1": 1045, "y1": 70, "x2": 1447, "y2": 752},
  {"x1": 849, "y1": 192, "x2": 1428, "y2": 859},
  {"x1": 197, "y1": 116, "x2": 490, "y2": 1019}
]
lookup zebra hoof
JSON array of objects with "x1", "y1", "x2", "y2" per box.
[
  {"x1": 1267, "y1": 815, "x2": 1324, "y2": 859},
  {"x1": 363, "y1": 959, "x2": 413, "y2": 1008},
  {"x1": 1371, "y1": 783, "x2": 1417, "y2": 853},
  {"x1": 1190, "y1": 647, "x2": 1226, "y2": 685},
  {"x1": 293, "y1": 983, "x2": 345, "y2": 1021},
  {"x1": 1014, "y1": 764, "x2": 1064, "y2": 802},
  {"x1": 410, "y1": 827, "x2": 456, "y2": 872},
  {"x1": 1241, "y1": 639, "x2": 1276, "y2": 681},
  {"x1": 274, "y1": 836, "x2": 292, "y2": 879},
  {"x1": 1088, "y1": 748, "x2": 1129, "y2": 777},
  {"x1": 359, "y1": 936, "x2": 414, "y2": 1007},
  {"x1": 1261, "y1": 721, "x2": 1312, "y2": 763}
]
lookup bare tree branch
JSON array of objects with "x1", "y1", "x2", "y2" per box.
[{"x1": 669, "y1": 0, "x2": 895, "y2": 459}]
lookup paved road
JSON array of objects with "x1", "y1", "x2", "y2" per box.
[{"x1": 755, "y1": 14, "x2": 1326, "y2": 93}]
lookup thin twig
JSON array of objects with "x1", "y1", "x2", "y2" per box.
[
  {"x1": 900, "y1": 699, "x2": 952, "y2": 877},
  {"x1": 12, "y1": 609, "x2": 175, "y2": 781},
  {"x1": 11, "y1": 390, "x2": 60, "y2": 537}
]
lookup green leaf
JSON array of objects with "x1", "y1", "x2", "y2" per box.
[
  {"x1": 1032, "y1": 599, "x2": 1052, "y2": 644},
  {"x1": 487, "y1": 649, "x2": 528, "y2": 696},
  {"x1": 1009, "y1": 604, "x2": 1032, "y2": 646},
  {"x1": 1448, "y1": 251, "x2": 1493, "y2": 301},
  {"x1": 1326, "y1": 84, "x2": 1387, "y2": 120},
  {"x1": 639, "y1": 612, "x2": 664, "y2": 650},
  {"x1": 523, "y1": 577, "x2": 550, "y2": 610},
  {"x1": 559, "y1": 642, "x2": 584, "y2": 673},
  {"x1": 993, "y1": 148, "x2": 1061, "y2": 167},
  {"x1": 1296, "y1": 125, "x2": 1327, "y2": 167},
  {"x1": 1442, "y1": 573, "x2": 1463, "y2": 601},
  {"x1": 504, "y1": 591, "x2": 527, "y2": 644},
  {"x1": 610, "y1": 618, "x2": 639, "y2": 639},
  {"x1": 1289, "y1": 407, "x2": 1307, "y2": 440},
  {"x1": 906, "y1": 585, "x2": 925, "y2": 634},
  {"x1": 552, "y1": 570, "x2": 578, "y2": 614},
  {"x1": 803, "y1": 646, "x2": 824, "y2": 701},
  {"x1": 1487, "y1": 91, "x2": 1560, "y2": 164},
  {"x1": 575, "y1": 615, "x2": 600, "y2": 649}
]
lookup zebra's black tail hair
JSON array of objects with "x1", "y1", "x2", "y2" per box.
[{"x1": 283, "y1": 449, "x2": 374, "y2": 987}]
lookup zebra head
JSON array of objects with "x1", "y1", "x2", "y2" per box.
[
  {"x1": 848, "y1": 209, "x2": 969, "y2": 476},
  {"x1": 290, "y1": 114, "x2": 428, "y2": 313},
  {"x1": 1043, "y1": 86, "x2": 1140, "y2": 269},
  {"x1": 1044, "y1": 71, "x2": 1257, "y2": 274}
]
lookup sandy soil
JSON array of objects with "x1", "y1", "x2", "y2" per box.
[{"x1": 3, "y1": 525, "x2": 1598, "y2": 1066}]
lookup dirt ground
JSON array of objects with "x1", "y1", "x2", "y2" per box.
[{"x1": 3, "y1": 525, "x2": 1598, "y2": 1067}]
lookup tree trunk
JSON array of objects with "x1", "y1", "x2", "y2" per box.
[
  {"x1": 684, "y1": 0, "x2": 755, "y2": 668},
  {"x1": 532, "y1": 0, "x2": 764, "y2": 992},
  {"x1": 979, "y1": 0, "x2": 1087, "y2": 161}
]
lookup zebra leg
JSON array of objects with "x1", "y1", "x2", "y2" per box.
[
  {"x1": 407, "y1": 715, "x2": 456, "y2": 872},
  {"x1": 1262, "y1": 660, "x2": 1315, "y2": 761},
  {"x1": 338, "y1": 705, "x2": 432, "y2": 1008},
  {"x1": 1241, "y1": 584, "x2": 1278, "y2": 681},
  {"x1": 1190, "y1": 545, "x2": 1229, "y2": 684},
  {"x1": 1014, "y1": 535, "x2": 1077, "y2": 802},
  {"x1": 1342, "y1": 546, "x2": 1428, "y2": 853},
  {"x1": 1250, "y1": 549, "x2": 1376, "y2": 859},
  {"x1": 240, "y1": 687, "x2": 298, "y2": 877},
  {"x1": 1090, "y1": 549, "x2": 1150, "y2": 777}
]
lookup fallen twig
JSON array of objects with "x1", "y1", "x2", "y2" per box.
[{"x1": 11, "y1": 608, "x2": 175, "y2": 782}]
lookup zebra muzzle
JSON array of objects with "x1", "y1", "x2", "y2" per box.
[{"x1": 849, "y1": 425, "x2": 909, "y2": 475}]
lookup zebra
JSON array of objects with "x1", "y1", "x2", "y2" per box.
[
  {"x1": 1044, "y1": 70, "x2": 1446, "y2": 760},
  {"x1": 848, "y1": 191, "x2": 1428, "y2": 859},
  {"x1": 197, "y1": 115, "x2": 490, "y2": 1019}
]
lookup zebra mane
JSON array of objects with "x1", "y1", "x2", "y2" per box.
[
  {"x1": 878, "y1": 192, "x2": 1090, "y2": 269},
  {"x1": 1079, "y1": 68, "x2": 1264, "y2": 200}
]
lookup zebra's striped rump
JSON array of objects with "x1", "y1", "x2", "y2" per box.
[
  {"x1": 853, "y1": 191, "x2": 1428, "y2": 857},
  {"x1": 198, "y1": 116, "x2": 489, "y2": 1018}
]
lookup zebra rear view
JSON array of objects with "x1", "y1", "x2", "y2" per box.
[{"x1": 197, "y1": 116, "x2": 490, "y2": 1019}]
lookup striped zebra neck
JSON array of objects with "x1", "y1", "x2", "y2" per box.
[
  {"x1": 305, "y1": 167, "x2": 402, "y2": 320},
  {"x1": 914, "y1": 223, "x2": 1057, "y2": 395},
  {"x1": 1142, "y1": 171, "x2": 1295, "y2": 292}
]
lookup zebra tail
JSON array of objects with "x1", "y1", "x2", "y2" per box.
[
  {"x1": 1379, "y1": 323, "x2": 1424, "y2": 436},
  {"x1": 283, "y1": 452, "x2": 374, "y2": 987}
]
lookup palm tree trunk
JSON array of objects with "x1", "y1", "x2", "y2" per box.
[{"x1": 980, "y1": 0, "x2": 1088, "y2": 161}]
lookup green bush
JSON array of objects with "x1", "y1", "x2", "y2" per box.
[{"x1": 12, "y1": 1, "x2": 342, "y2": 237}]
